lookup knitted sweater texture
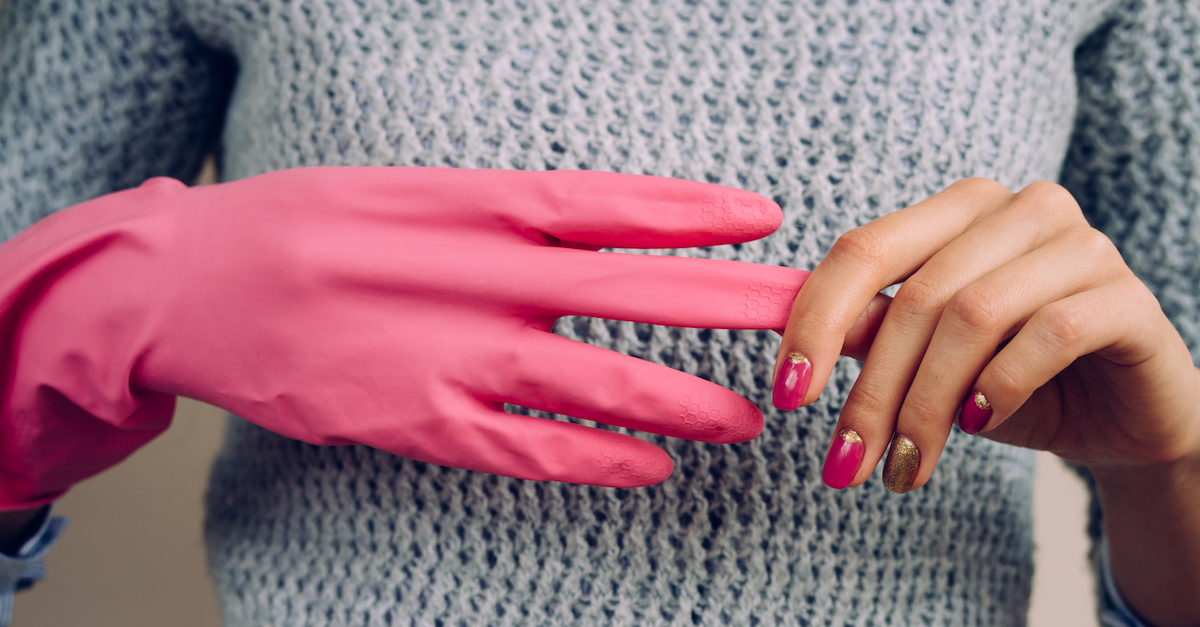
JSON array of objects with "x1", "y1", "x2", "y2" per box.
[{"x1": 2, "y1": 0, "x2": 1199, "y2": 625}]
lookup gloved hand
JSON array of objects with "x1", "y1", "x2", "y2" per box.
[{"x1": 0, "y1": 167, "x2": 808, "y2": 508}]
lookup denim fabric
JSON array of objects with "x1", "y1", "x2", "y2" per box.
[
  {"x1": 0, "y1": 513, "x2": 67, "y2": 627},
  {"x1": 1099, "y1": 538, "x2": 1152, "y2": 627}
]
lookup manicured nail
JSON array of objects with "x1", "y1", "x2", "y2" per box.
[
  {"x1": 822, "y1": 428, "x2": 865, "y2": 489},
  {"x1": 772, "y1": 352, "x2": 812, "y2": 411},
  {"x1": 959, "y1": 390, "x2": 992, "y2": 435},
  {"x1": 882, "y1": 434, "x2": 920, "y2": 494}
]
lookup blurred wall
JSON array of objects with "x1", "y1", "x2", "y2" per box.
[{"x1": 1030, "y1": 451, "x2": 1097, "y2": 627}]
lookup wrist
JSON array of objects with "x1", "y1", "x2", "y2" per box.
[
  {"x1": 1088, "y1": 450, "x2": 1200, "y2": 495},
  {"x1": 1089, "y1": 454, "x2": 1200, "y2": 626},
  {"x1": 0, "y1": 179, "x2": 184, "y2": 506},
  {"x1": 1089, "y1": 365, "x2": 1200, "y2": 493}
]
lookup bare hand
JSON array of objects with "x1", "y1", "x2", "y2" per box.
[{"x1": 772, "y1": 178, "x2": 1200, "y2": 493}]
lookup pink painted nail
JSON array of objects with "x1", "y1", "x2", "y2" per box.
[
  {"x1": 959, "y1": 390, "x2": 992, "y2": 435},
  {"x1": 772, "y1": 352, "x2": 812, "y2": 411},
  {"x1": 822, "y1": 428, "x2": 865, "y2": 489}
]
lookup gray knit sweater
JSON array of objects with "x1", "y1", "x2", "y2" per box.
[{"x1": 2, "y1": 0, "x2": 1198, "y2": 625}]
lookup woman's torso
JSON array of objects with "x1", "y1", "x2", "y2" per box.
[{"x1": 187, "y1": 0, "x2": 1112, "y2": 624}]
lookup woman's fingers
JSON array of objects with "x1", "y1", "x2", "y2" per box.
[
  {"x1": 820, "y1": 198, "x2": 1057, "y2": 487},
  {"x1": 875, "y1": 228, "x2": 1123, "y2": 491},
  {"x1": 772, "y1": 178, "x2": 1013, "y2": 411},
  {"x1": 797, "y1": 180, "x2": 1099, "y2": 491},
  {"x1": 476, "y1": 329, "x2": 765, "y2": 444}
]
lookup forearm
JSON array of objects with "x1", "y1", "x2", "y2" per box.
[
  {"x1": 0, "y1": 508, "x2": 48, "y2": 556},
  {"x1": 1091, "y1": 399, "x2": 1200, "y2": 627}
]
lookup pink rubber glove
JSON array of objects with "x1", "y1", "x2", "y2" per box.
[{"x1": 0, "y1": 167, "x2": 807, "y2": 509}]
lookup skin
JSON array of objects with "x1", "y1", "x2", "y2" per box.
[{"x1": 775, "y1": 178, "x2": 1200, "y2": 626}]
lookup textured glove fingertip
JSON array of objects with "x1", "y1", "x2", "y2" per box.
[
  {"x1": 698, "y1": 192, "x2": 783, "y2": 242},
  {"x1": 677, "y1": 394, "x2": 764, "y2": 444},
  {"x1": 595, "y1": 443, "x2": 674, "y2": 488}
]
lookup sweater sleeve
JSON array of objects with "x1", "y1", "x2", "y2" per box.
[
  {"x1": 0, "y1": 0, "x2": 235, "y2": 244},
  {"x1": 1059, "y1": 0, "x2": 1200, "y2": 623}
]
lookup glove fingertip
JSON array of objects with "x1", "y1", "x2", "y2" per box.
[
  {"x1": 594, "y1": 441, "x2": 674, "y2": 488},
  {"x1": 697, "y1": 191, "x2": 783, "y2": 244},
  {"x1": 703, "y1": 401, "x2": 764, "y2": 444}
]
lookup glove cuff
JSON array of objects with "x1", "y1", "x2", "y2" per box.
[{"x1": 0, "y1": 179, "x2": 187, "y2": 507}]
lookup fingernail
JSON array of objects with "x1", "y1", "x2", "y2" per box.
[
  {"x1": 959, "y1": 390, "x2": 992, "y2": 435},
  {"x1": 772, "y1": 352, "x2": 812, "y2": 411},
  {"x1": 882, "y1": 434, "x2": 920, "y2": 494},
  {"x1": 822, "y1": 428, "x2": 865, "y2": 489}
]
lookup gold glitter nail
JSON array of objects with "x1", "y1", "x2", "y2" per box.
[
  {"x1": 839, "y1": 428, "x2": 862, "y2": 444},
  {"x1": 882, "y1": 435, "x2": 920, "y2": 494},
  {"x1": 786, "y1": 352, "x2": 808, "y2": 364},
  {"x1": 974, "y1": 391, "x2": 991, "y2": 410}
]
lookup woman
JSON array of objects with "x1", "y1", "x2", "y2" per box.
[{"x1": 0, "y1": 0, "x2": 1197, "y2": 624}]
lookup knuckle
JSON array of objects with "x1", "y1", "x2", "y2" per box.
[
  {"x1": 1075, "y1": 227, "x2": 1120, "y2": 264},
  {"x1": 791, "y1": 308, "x2": 846, "y2": 340},
  {"x1": 830, "y1": 226, "x2": 889, "y2": 274},
  {"x1": 1037, "y1": 302, "x2": 1089, "y2": 349},
  {"x1": 892, "y1": 274, "x2": 950, "y2": 319},
  {"x1": 986, "y1": 357, "x2": 1026, "y2": 403},
  {"x1": 946, "y1": 285, "x2": 1006, "y2": 333},
  {"x1": 952, "y1": 177, "x2": 1013, "y2": 201},
  {"x1": 1018, "y1": 181, "x2": 1082, "y2": 219},
  {"x1": 901, "y1": 393, "x2": 945, "y2": 430},
  {"x1": 1125, "y1": 275, "x2": 1160, "y2": 309},
  {"x1": 845, "y1": 382, "x2": 895, "y2": 421}
]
